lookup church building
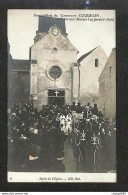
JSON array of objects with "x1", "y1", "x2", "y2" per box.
[{"x1": 8, "y1": 16, "x2": 108, "y2": 110}]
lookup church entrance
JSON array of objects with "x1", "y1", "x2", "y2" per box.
[{"x1": 48, "y1": 89, "x2": 65, "y2": 107}]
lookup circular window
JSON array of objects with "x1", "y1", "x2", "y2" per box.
[{"x1": 49, "y1": 66, "x2": 62, "y2": 80}]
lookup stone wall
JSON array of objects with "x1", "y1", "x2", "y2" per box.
[
  {"x1": 98, "y1": 48, "x2": 116, "y2": 121},
  {"x1": 9, "y1": 71, "x2": 30, "y2": 107},
  {"x1": 30, "y1": 26, "x2": 78, "y2": 110},
  {"x1": 79, "y1": 46, "x2": 108, "y2": 106}
]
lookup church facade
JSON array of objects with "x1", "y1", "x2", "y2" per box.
[{"x1": 30, "y1": 18, "x2": 79, "y2": 110}]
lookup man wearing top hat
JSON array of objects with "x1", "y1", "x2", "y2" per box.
[{"x1": 92, "y1": 104, "x2": 99, "y2": 116}]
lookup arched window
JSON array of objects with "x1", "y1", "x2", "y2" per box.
[{"x1": 95, "y1": 58, "x2": 98, "y2": 67}]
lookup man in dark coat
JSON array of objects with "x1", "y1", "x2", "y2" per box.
[
  {"x1": 25, "y1": 144, "x2": 47, "y2": 172},
  {"x1": 71, "y1": 102, "x2": 76, "y2": 111},
  {"x1": 76, "y1": 103, "x2": 82, "y2": 113},
  {"x1": 92, "y1": 104, "x2": 98, "y2": 116},
  {"x1": 55, "y1": 127, "x2": 65, "y2": 160}
]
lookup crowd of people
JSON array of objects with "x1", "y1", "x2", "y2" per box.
[{"x1": 8, "y1": 102, "x2": 116, "y2": 172}]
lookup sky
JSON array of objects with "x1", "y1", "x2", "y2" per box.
[{"x1": 8, "y1": 10, "x2": 116, "y2": 60}]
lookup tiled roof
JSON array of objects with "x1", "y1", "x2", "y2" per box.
[
  {"x1": 10, "y1": 60, "x2": 30, "y2": 71},
  {"x1": 78, "y1": 47, "x2": 97, "y2": 63}
]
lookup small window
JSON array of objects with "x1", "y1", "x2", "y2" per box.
[
  {"x1": 109, "y1": 66, "x2": 112, "y2": 73},
  {"x1": 31, "y1": 59, "x2": 37, "y2": 64},
  {"x1": 53, "y1": 47, "x2": 57, "y2": 51},
  {"x1": 95, "y1": 59, "x2": 98, "y2": 67}
]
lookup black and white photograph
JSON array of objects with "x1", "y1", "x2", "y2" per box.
[{"x1": 7, "y1": 9, "x2": 116, "y2": 182}]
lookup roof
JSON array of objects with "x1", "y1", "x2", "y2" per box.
[
  {"x1": 10, "y1": 60, "x2": 30, "y2": 71},
  {"x1": 98, "y1": 48, "x2": 116, "y2": 80},
  {"x1": 78, "y1": 47, "x2": 97, "y2": 63},
  {"x1": 38, "y1": 16, "x2": 66, "y2": 34},
  {"x1": 8, "y1": 54, "x2": 14, "y2": 68}
]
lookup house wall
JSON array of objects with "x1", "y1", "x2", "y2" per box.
[
  {"x1": 98, "y1": 48, "x2": 116, "y2": 121},
  {"x1": 9, "y1": 71, "x2": 30, "y2": 107},
  {"x1": 79, "y1": 46, "x2": 108, "y2": 106}
]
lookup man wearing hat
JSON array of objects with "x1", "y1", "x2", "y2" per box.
[
  {"x1": 71, "y1": 102, "x2": 76, "y2": 111},
  {"x1": 25, "y1": 144, "x2": 47, "y2": 171},
  {"x1": 76, "y1": 103, "x2": 83, "y2": 113},
  {"x1": 92, "y1": 104, "x2": 99, "y2": 116}
]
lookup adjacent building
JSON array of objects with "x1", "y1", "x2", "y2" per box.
[
  {"x1": 98, "y1": 48, "x2": 116, "y2": 121},
  {"x1": 78, "y1": 46, "x2": 108, "y2": 105},
  {"x1": 8, "y1": 58, "x2": 30, "y2": 107}
]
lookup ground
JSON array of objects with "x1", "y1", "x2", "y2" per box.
[{"x1": 63, "y1": 139, "x2": 77, "y2": 172}]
